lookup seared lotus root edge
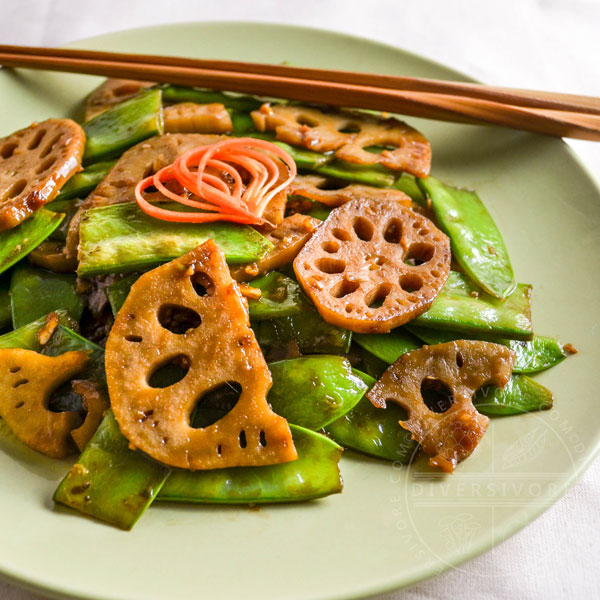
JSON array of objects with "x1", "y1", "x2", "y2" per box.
[{"x1": 293, "y1": 196, "x2": 451, "y2": 334}]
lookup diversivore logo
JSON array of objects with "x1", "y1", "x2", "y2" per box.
[{"x1": 386, "y1": 406, "x2": 585, "y2": 577}]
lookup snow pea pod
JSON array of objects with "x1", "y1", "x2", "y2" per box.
[
  {"x1": 53, "y1": 410, "x2": 170, "y2": 530},
  {"x1": 474, "y1": 375, "x2": 553, "y2": 416},
  {"x1": 77, "y1": 201, "x2": 273, "y2": 276},
  {"x1": 253, "y1": 308, "x2": 352, "y2": 359},
  {"x1": 407, "y1": 326, "x2": 568, "y2": 374},
  {"x1": 354, "y1": 329, "x2": 421, "y2": 365},
  {"x1": 315, "y1": 159, "x2": 396, "y2": 188},
  {"x1": 247, "y1": 272, "x2": 305, "y2": 320},
  {"x1": 106, "y1": 273, "x2": 141, "y2": 315},
  {"x1": 268, "y1": 356, "x2": 367, "y2": 429},
  {"x1": 324, "y1": 370, "x2": 418, "y2": 463},
  {"x1": 157, "y1": 425, "x2": 342, "y2": 504},
  {"x1": 0, "y1": 278, "x2": 10, "y2": 331},
  {"x1": 418, "y1": 176, "x2": 516, "y2": 299},
  {"x1": 52, "y1": 160, "x2": 116, "y2": 203},
  {"x1": 161, "y1": 84, "x2": 263, "y2": 112},
  {"x1": 0, "y1": 310, "x2": 75, "y2": 351},
  {"x1": 0, "y1": 208, "x2": 64, "y2": 276},
  {"x1": 83, "y1": 89, "x2": 164, "y2": 165},
  {"x1": 10, "y1": 265, "x2": 83, "y2": 329},
  {"x1": 414, "y1": 272, "x2": 533, "y2": 340},
  {"x1": 394, "y1": 173, "x2": 427, "y2": 205}
]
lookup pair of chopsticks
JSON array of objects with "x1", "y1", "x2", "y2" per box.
[{"x1": 1, "y1": 44, "x2": 599, "y2": 141}]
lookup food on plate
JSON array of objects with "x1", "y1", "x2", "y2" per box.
[
  {"x1": 0, "y1": 119, "x2": 85, "y2": 230},
  {"x1": 251, "y1": 103, "x2": 431, "y2": 176},
  {"x1": 106, "y1": 240, "x2": 297, "y2": 469},
  {"x1": 293, "y1": 196, "x2": 451, "y2": 333},
  {"x1": 289, "y1": 174, "x2": 413, "y2": 208},
  {"x1": 0, "y1": 348, "x2": 90, "y2": 457},
  {"x1": 368, "y1": 340, "x2": 515, "y2": 472},
  {"x1": 0, "y1": 77, "x2": 574, "y2": 529},
  {"x1": 163, "y1": 102, "x2": 233, "y2": 133}
]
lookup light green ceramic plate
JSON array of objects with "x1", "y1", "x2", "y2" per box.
[{"x1": 0, "y1": 22, "x2": 598, "y2": 600}]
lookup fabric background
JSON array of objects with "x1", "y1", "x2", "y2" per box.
[{"x1": 0, "y1": 1, "x2": 598, "y2": 598}]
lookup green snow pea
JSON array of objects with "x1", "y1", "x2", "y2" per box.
[
  {"x1": 394, "y1": 173, "x2": 426, "y2": 205},
  {"x1": 324, "y1": 370, "x2": 418, "y2": 463},
  {"x1": 230, "y1": 111, "x2": 256, "y2": 135},
  {"x1": 474, "y1": 375, "x2": 554, "y2": 416},
  {"x1": 0, "y1": 277, "x2": 10, "y2": 331},
  {"x1": 268, "y1": 356, "x2": 368, "y2": 429},
  {"x1": 10, "y1": 266, "x2": 83, "y2": 329},
  {"x1": 157, "y1": 425, "x2": 342, "y2": 504},
  {"x1": 247, "y1": 272, "x2": 305, "y2": 320},
  {"x1": 77, "y1": 201, "x2": 273, "y2": 276},
  {"x1": 0, "y1": 207, "x2": 64, "y2": 276},
  {"x1": 253, "y1": 308, "x2": 352, "y2": 359},
  {"x1": 83, "y1": 89, "x2": 164, "y2": 165},
  {"x1": 407, "y1": 326, "x2": 569, "y2": 374},
  {"x1": 53, "y1": 410, "x2": 170, "y2": 530},
  {"x1": 315, "y1": 159, "x2": 396, "y2": 188},
  {"x1": 414, "y1": 272, "x2": 533, "y2": 340},
  {"x1": 161, "y1": 84, "x2": 263, "y2": 112},
  {"x1": 418, "y1": 176, "x2": 516, "y2": 299},
  {"x1": 0, "y1": 310, "x2": 76, "y2": 351},
  {"x1": 52, "y1": 160, "x2": 116, "y2": 203},
  {"x1": 106, "y1": 273, "x2": 141, "y2": 315},
  {"x1": 353, "y1": 329, "x2": 421, "y2": 365},
  {"x1": 356, "y1": 345, "x2": 389, "y2": 379}
]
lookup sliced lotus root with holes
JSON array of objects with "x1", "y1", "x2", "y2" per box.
[
  {"x1": 105, "y1": 239, "x2": 297, "y2": 470},
  {"x1": 84, "y1": 78, "x2": 155, "y2": 121},
  {"x1": 0, "y1": 119, "x2": 85, "y2": 231},
  {"x1": 289, "y1": 174, "x2": 413, "y2": 208},
  {"x1": 0, "y1": 349, "x2": 90, "y2": 458},
  {"x1": 65, "y1": 133, "x2": 224, "y2": 258},
  {"x1": 231, "y1": 213, "x2": 320, "y2": 282},
  {"x1": 294, "y1": 197, "x2": 450, "y2": 333},
  {"x1": 368, "y1": 341, "x2": 515, "y2": 472},
  {"x1": 251, "y1": 104, "x2": 431, "y2": 177},
  {"x1": 164, "y1": 103, "x2": 233, "y2": 134},
  {"x1": 70, "y1": 380, "x2": 109, "y2": 451}
]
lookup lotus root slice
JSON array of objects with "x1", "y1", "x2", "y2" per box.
[
  {"x1": 289, "y1": 174, "x2": 412, "y2": 208},
  {"x1": 0, "y1": 349, "x2": 90, "y2": 457},
  {"x1": 105, "y1": 239, "x2": 297, "y2": 470},
  {"x1": 368, "y1": 340, "x2": 515, "y2": 472},
  {"x1": 164, "y1": 103, "x2": 233, "y2": 134},
  {"x1": 294, "y1": 197, "x2": 450, "y2": 333},
  {"x1": 0, "y1": 119, "x2": 85, "y2": 230},
  {"x1": 251, "y1": 104, "x2": 431, "y2": 177}
]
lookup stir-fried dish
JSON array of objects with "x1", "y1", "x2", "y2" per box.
[{"x1": 0, "y1": 80, "x2": 576, "y2": 529}]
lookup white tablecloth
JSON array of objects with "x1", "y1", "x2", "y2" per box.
[{"x1": 0, "y1": 1, "x2": 598, "y2": 598}]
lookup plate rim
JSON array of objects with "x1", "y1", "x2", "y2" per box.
[{"x1": 0, "y1": 20, "x2": 599, "y2": 600}]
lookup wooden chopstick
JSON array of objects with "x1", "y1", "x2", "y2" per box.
[
  {"x1": 1, "y1": 45, "x2": 599, "y2": 141},
  {"x1": 2, "y1": 44, "x2": 599, "y2": 116}
]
